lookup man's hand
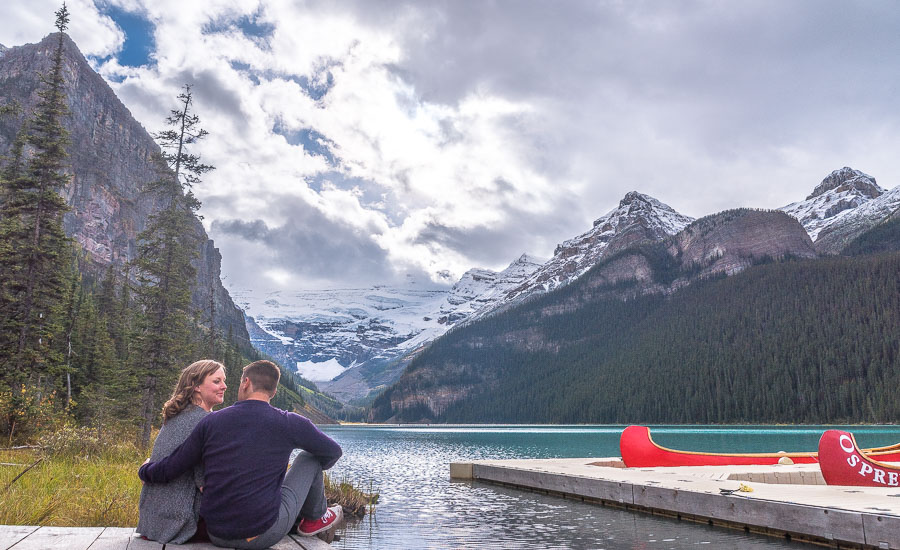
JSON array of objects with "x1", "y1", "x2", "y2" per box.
[{"x1": 140, "y1": 457, "x2": 150, "y2": 485}]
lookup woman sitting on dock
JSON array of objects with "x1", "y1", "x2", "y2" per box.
[{"x1": 136, "y1": 360, "x2": 228, "y2": 543}]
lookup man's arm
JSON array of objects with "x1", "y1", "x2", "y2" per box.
[
  {"x1": 138, "y1": 421, "x2": 205, "y2": 483},
  {"x1": 288, "y1": 414, "x2": 342, "y2": 470}
]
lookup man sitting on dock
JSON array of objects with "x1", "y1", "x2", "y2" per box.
[{"x1": 139, "y1": 360, "x2": 344, "y2": 549}]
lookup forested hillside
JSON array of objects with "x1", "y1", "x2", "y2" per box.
[
  {"x1": 841, "y1": 209, "x2": 900, "y2": 256},
  {"x1": 0, "y1": 15, "x2": 328, "y2": 445},
  {"x1": 373, "y1": 249, "x2": 900, "y2": 424}
]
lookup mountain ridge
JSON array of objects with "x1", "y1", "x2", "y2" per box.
[{"x1": 232, "y1": 190, "x2": 695, "y2": 402}]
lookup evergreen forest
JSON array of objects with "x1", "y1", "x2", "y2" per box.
[
  {"x1": 0, "y1": 7, "x2": 309, "y2": 446},
  {"x1": 373, "y1": 245, "x2": 900, "y2": 424}
]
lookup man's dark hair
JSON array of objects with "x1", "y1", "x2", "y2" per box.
[{"x1": 242, "y1": 360, "x2": 281, "y2": 396}]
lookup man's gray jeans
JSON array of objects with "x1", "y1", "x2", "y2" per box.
[{"x1": 209, "y1": 451, "x2": 328, "y2": 549}]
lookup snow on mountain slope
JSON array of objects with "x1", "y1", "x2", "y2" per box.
[
  {"x1": 467, "y1": 191, "x2": 694, "y2": 316},
  {"x1": 434, "y1": 254, "x2": 545, "y2": 325},
  {"x1": 228, "y1": 254, "x2": 545, "y2": 391},
  {"x1": 812, "y1": 183, "x2": 900, "y2": 253},
  {"x1": 230, "y1": 192, "x2": 691, "y2": 399},
  {"x1": 779, "y1": 167, "x2": 885, "y2": 241},
  {"x1": 230, "y1": 284, "x2": 448, "y2": 382}
]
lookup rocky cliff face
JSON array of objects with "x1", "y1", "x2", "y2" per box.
[
  {"x1": 539, "y1": 209, "x2": 817, "y2": 315},
  {"x1": 0, "y1": 34, "x2": 247, "y2": 339},
  {"x1": 670, "y1": 209, "x2": 817, "y2": 277}
]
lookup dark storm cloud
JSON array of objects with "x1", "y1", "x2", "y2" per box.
[
  {"x1": 321, "y1": 0, "x2": 900, "y2": 160},
  {"x1": 107, "y1": 0, "x2": 900, "y2": 289},
  {"x1": 211, "y1": 194, "x2": 395, "y2": 285},
  {"x1": 415, "y1": 193, "x2": 580, "y2": 267},
  {"x1": 180, "y1": 68, "x2": 252, "y2": 132},
  {"x1": 214, "y1": 219, "x2": 270, "y2": 241}
]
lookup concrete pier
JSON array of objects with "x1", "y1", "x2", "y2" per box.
[{"x1": 451, "y1": 457, "x2": 900, "y2": 549}]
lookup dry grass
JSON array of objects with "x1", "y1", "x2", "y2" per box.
[
  {"x1": 0, "y1": 447, "x2": 141, "y2": 526},
  {"x1": 0, "y1": 428, "x2": 378, "y2": 526}
]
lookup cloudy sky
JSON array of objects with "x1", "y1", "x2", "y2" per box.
[{"x1": 2, "y1": 1, "x2": 900, "y2": 292}]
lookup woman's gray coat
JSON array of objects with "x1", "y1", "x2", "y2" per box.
[{"x1": 136, "y1": 404, "x2": 208, "y2": 543}]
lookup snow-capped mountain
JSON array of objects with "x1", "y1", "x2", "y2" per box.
[
  {"x1": 312, "y1": 254, "x2": 546, "y2": 402},
  {"x1": 230, "y1": 284, "x2": 449, "y2": 382},
  {"x1": 434, "y1": 254, "x2": 545, "y2": 325},
  {"x1": 812, "y1": 184, "x2": 900, "y2": 253},
  {"x1": 229, "y1": 254, "x2": 546, "y2": 402},
  {"x1": 230, "y1": 190, "x2": 694, "y2": 403},
  {"x1": 779, "y1": 167, "x2": 885, "y2": 242},
  {"x1": 466, "y1": 191, "x2": 694, "y2": 316},
  {"x1": 779, "y1": 167, "x2": 900, "y2": 253}
]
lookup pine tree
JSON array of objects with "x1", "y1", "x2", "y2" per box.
[
  {"x1": 134, "y1": 85, "x2": 213, "y2": 447},
  {"x1": 0, "y1": 5, "x2": 72, "y2": 386}
]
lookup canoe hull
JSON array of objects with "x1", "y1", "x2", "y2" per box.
[
  {"x1": 819, "y1": 429, "x2": 900, "y2": 487},
  {"x1": 619, "y1": 425, "x2": 819, "y2": 467}
]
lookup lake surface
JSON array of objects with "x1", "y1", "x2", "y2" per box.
[{"x1": 317, "y1": 425, "x2": 900, "y2": 549}]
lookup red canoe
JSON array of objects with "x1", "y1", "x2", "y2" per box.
[
  {"x1": 620, "y1": 425, "x2": 900, "y2": 468},
  {"x1": 819, "y1": 429, "x2": 900, "y2": 487}
]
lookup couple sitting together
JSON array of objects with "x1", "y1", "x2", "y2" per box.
[{"x1": 137, "y1": 359, "x2": 343, "y2": 548}]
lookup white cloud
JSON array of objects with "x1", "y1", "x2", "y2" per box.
[
  {"x1": 4, "y1": 1, "x2": 900, "y2": 292},
  {"x1": 0, "y1": 0, "x2": 123, "y2": 56}
]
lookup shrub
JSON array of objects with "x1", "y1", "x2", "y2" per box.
[{"x1": 38, "y1": 425, "x2": 103, "y2": 459}]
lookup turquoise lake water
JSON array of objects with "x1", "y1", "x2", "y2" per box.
[{"x1": 316, "y1": 424, "x2": 900, "y2": 549}]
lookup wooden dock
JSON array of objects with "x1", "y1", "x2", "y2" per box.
[
  {"x1": 0, "y1": 526, "x2": 332, "y2": 550},
  {"x1": 451, "y1": 458, "x2": 900, "y2": 549}
]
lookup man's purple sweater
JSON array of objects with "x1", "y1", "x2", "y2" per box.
[{"x1": 138, "y1": 399, "x2": 342, "y2": 540}]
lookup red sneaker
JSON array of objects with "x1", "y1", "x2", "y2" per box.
[{"x1": 297, "y1": 505, "x2": 343, "y2": 537}]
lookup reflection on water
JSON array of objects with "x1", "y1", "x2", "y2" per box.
[{"x1": 318, "y1": 425, "x2": 900, "y2": 549}]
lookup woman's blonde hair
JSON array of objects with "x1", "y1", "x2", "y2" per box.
[{"x1": 161, "y1": 360, "x2": 225, "y2": 422}]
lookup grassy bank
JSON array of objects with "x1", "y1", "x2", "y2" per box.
[
  {"x1": 0, "y1": 446, "x2": 141, "y2": 526},
  {"x1": 0, "y1": 427, "x2": 377, "y2": 526}
]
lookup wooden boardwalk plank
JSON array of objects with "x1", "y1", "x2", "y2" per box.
[
  {"x1": 268, "y1": 536, "x2": 305, "y2": 549},
  {"x1": 9, "y1": 526, "x2": 103, "y2": 550},
  {"x1": 289, "y1": 534, "x2": 332, "y2": 549},
  {"x1": 86, "y1": 527, "x2": 134, "y2": 550},
  {"x1": 166, "y1": 542, "x2": 229, "y2": 549},
  {"x1": 0, "y1": 526, "x2": 39, "y2": 550},
  {"x1": 124, "y1": 535, "x2": 164, "y2": 550},
  {"x1": 0, "y1": 528, "x2": 317, "y2": 550}
]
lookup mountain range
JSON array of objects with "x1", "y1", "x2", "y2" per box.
[
  {"x1": 371, "y1": 190, "x2": 900, "y2": 423},
  {"x1": 6, "y1": 33, "x2": 898, "y2": 419},
  {"x1": 234, "y1": 166, "x2": 900, "y2": 405}
]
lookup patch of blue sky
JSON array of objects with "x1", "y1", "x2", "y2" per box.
[
  {"x1": 272, "y1": 121, "x2": 336, "y2": 166},
  {"x1": 229, "y1": 61, "x2": 260, "y2": 85},
  {"x1": 97, "y1": 5, "x2": 155, "y2": 68},
  {"x1": 307, "y1": 172, "x2": 404, "y2": 225},
  {"x1": 203, "y1": 9, "x2": 274, "y2": 47},
  {"x1": 286, "y1": 73, "x2": 334, "y2": 102},
  {"x1": 225, "y1": 63, "x2": 333, "y2": 101}
]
